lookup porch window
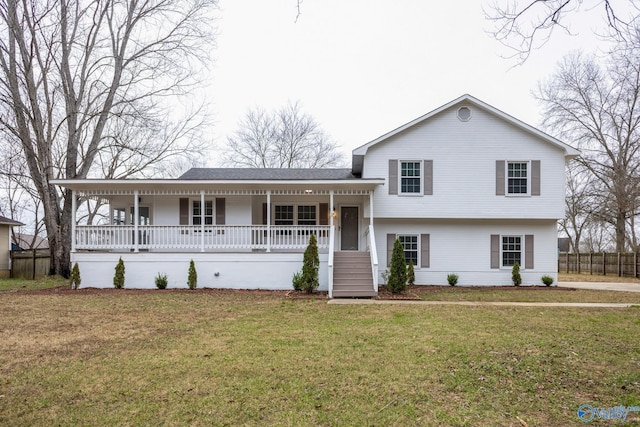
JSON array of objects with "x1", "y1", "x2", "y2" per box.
[
  {"x1": 274, "y1": 205, "x2": 294, "y2": 225},
  {"x1": 113, "y1": 208, "x2": 126, "y2": 225},
  {"x1": 398, "y1": 234, "x2": 419, "y2": 266},
  {"x1": 193, "y1": 200, "x2": 213, "y2": 225},
  {"x1": 297, "y1": 205, "x2": 317, "y2": 225}
]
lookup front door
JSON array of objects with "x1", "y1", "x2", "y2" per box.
[{"x1": 340, "y1": 206, "x2": 359, "y2": 250}]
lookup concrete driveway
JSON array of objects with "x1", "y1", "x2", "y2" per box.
[{"x1": 558, "y1": 281, "x2": 640, "y2": 293}]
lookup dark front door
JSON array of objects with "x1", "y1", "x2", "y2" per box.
[{"x1": 340, "y1": 206, "x2": 358, "y2": 250}]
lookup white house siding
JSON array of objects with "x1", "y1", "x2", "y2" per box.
[
  {"x1": 374, "y1": 219, "x2": 558, "y2": 286},
  {"x1": 72, "y1": 251, "x2": 328, "y2": 290},
  {"x1": 363, "y1": 105, "x2": 567, "y2": 220}
]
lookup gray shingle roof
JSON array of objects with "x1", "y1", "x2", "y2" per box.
[
  {"x1": 179, "y1": 168, "x2": 358, "y2": 180},
  {"x1": 0, "y1": 215, "x2": 23, "y2": 226}
]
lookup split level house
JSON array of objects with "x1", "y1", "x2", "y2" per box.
[{"x1": 52, "y1": 94, "x2": 579, "y2": 297}]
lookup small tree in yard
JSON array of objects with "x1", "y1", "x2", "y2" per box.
[
  {"x1": 407, "y1": 260, "x2": 415, "y2": 286},
  {"x1": 387, "y1": 238, "x2": 407, "y2": 294},
  {"x1": 187, "y1": 260, "x2": 197, "y2": 290},
  {"x1": 512, "y1": 262, "x2": 522, "y2": 286},
  {"x1": 300, "y1": 233, "x2": 319, "y2": 293},
  {"x1": 113, "y1": 257, "x2": 125, "y2": 289},
  {"x1": 70, "y1": 262, "x2": 81, "y2": 290}
]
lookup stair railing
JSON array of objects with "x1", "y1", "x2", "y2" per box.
[
  {"x1": 328, "y1": 225, "x2": 335, "y2": 298},
  {"x1": 367, "y1": 224, "x2": 379, "y2": 293}
]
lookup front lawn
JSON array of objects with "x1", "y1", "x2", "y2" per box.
[{"x1": 0, "y1": 290, "x2": 638, "y2": 426}]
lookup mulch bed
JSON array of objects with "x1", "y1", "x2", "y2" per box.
[{"x1": 8, "y1": 284, "x2": 574, "y2": 299}]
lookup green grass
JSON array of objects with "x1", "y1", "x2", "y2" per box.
[
  {"x1": 0, "y1": 275, "x2": 67, "y2": 292},
  {"x1": 413, "y1": 286, "x2": 640, "y2": 303},
  {"x1": 0, "y1": 291, "x2": 639, "y2": 426}
]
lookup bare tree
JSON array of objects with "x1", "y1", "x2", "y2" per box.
[
  {"x1": 485, "y1": 0, "x2": 638, "y2": 63},
  {"x1": 0, "y1": 0, "x2": 217, "y2": 277},
  {"x1": 223, "y1": 102, "x2": 346, "y2": 168},
  {"x1": 537, "y1": 40, "x2": 640, "y2": 251},
  {"x1": 560, "y1": 163, "x2": 595, "y2": 252}
]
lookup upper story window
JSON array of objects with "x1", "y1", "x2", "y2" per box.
[
  {"x1": 400, "y1": 161, "x2": 421, "y2": 194},
  {"x1": 507, "y1": 162, "x2": 528, "y2": 195},
  {"x1": 192, "y1": 200, "x2": 213, "y2": 225}
]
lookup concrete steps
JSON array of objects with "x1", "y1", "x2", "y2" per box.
[{"x1": 332, "y1": 251, "x2": 377, "y2": 298}]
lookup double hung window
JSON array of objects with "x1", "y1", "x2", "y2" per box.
[
  {"x1": 398, "y1": 235, "x2": 419, "y2": 266},
  {"x1": 502, "y1": 236, "x2": 522, "y2": 267},
  {"x1": 400, "y1": 161, "x2": 421, "y2": 194},
  {"x1": 507, "y1": 162, "x2": 528, "y2": 195}
]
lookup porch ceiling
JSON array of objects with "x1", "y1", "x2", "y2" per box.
[{"x1": 51, "y1": 178, "x2": 385, "y2": 196}]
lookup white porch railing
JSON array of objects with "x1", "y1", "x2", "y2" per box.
[{"x1": 74, "y1": 225, "x2": 331, "y2": 251}]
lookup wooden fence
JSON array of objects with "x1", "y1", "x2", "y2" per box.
[
  {"x1": 558, "y1": 252, "x2": 640, "y2": 278},
  {"x1": 11, "y1": 249, "x2": 51, "y2": 279}
]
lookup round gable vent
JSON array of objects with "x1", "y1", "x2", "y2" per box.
[{"x1": 457, "y1": 106, "x2": 472, "y2": 122}]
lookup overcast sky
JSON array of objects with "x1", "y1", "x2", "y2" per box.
[{"x1": 206, "y1": 0, "x2": 617, "y2": 165}]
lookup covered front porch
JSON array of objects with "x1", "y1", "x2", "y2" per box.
[{"x1": 53, "y1": 175, "x2": 384, "y2": 296}]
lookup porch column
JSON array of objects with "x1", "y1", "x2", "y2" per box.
[
  {"x1": 266, "y1": 191, "x2": 271, "y2": 252},
  {"x1": 133, "y1": 190, "x2": 139, "y2": 252},
  {"x1": 369, "y1": 190, "x2": 374, "y2": 228},
  {"x1": 71, "y1": 190, "x2": 76, "y2": 253},
  {"x1": 329, "y1": 190, "x2": 334, "y2": 228},
  {"x1": 200, "y1": 190, "x2": 205, "y2": 252}
]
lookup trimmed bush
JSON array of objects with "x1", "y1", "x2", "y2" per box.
[
  {"x1": 387, "y1": 238, "x2": 407, "y2": 294},
  {"x1": 70, "y1": 262, "x2": 81, "y2": 290},
  {"x1": 113, "y1": 257, "x2": 125, "y2": 289},
  {"x1": 292, "y1": 271, "x2": 304, "y2": 291},
  {"x1": 187, "y1": 260, "x2": 197, "y2": 289},
  {"x1": 155, "y1": 273, "x2": 168, "y2": 289},
  {"x1": 512, "y1": 262, "x2": 522, "y2": 286},
  {"x1": 407, "y1": 260, "x2": 415, "y2": 286},
  {"x1": 301, "y1": 233, "x2": 319, "y2": 293},
  {"x1": 447, "y1": 273, "x2": 458, "y2": 286},
  {"x1": 541, "y1": 275, "x2": 554, "y2": 286}
]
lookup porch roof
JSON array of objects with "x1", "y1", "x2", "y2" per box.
[{"x1": 51, "y1": 174, "x2": 385, "y2": 195}]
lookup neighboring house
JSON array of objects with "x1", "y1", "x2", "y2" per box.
[
  {"x1": 12, "y1": 233, "x2": 49, "y2": 251},
  {"x1": 52, "y1": 94, "x2": 579, "y2": 296},
  {"x1": 0, "y1": 215, "x2": 24, "y2": 278}
]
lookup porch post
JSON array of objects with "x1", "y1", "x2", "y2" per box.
[
  {"x1": 329, "y1": 190, "x2": 334, "y2": 228},
  {"x1": 200, "y1": 190, "x2": 205, "y2": 252},
  {"x1": 133, "y1": 190, "x2": 139, "y2": 252},
  {"x1": 266, "y1": 190, "x2": 271, "y2": 252},
  {"x1": 71, "y1": 190, "x2": 76, "y2": 253}
]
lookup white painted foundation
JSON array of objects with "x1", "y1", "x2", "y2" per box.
[{"x1": 72, "y1": 252, "x2": 328, "y2": 290}]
